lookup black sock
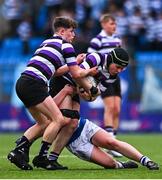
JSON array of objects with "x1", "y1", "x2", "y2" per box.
[
  {"x1": 49, "y1": 152, "x2": 59, "y2": 161},
  {"x1": 39, "y1": 141, "x2": 51, "y2": 157},
  {"x1": 15, "y1": 136, "x2": 30, "y2": 153}
]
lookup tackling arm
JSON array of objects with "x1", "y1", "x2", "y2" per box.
[{"x1": 53, "y1": 85, "x2": 74, "y2": 107}]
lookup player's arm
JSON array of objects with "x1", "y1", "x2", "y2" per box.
[
  {"x1": 61, "y1": 42, "x2": 89, "y2": 78},
  {"x1": 54, "y1": 64, "x2": 97, "y2": 77},
  {"x1": 79, "y1": 52, "x2": 102, "y2": 70},
  {"x1": 53, "y1": 84, "x2": 75, "y2": 107},
  {"x1": 73, "y1": 52, "x2": 102, "y2": 96},
  {"x1": 62, "y1": 43, "x2": 99, "y2": 94},
  {"x1": 54, "y1": 53, "x2": 86, "y2": 77},
  {"x1": 54, "y1": 65, "x2": 69, "y2": 77}
]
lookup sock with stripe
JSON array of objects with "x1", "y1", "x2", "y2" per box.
[
  {"x1": 105, "y1": 126, "x2": 114, "y2": 137},
  {"x1": 115, "y1": 161, "x2": 124, "y2": 169},
  {"x1": 38, "y1": 141, "x2": 51, "y2": 157},
  {"x1": 49, "y1": 152, "x2": 59, "y2": 161},
  {"x1": 140, "y1": 155, "x2": 151, "y2": 166}
]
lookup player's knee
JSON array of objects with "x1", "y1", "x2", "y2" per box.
[
  {"x1": 105, "y1": 106, "x2": 114, "y2": 114},
  {"x1": 114, "y1": 106, "x2": 120, "y2": 115},
  {"x1": 53, "y1": 114, "x2": 69, "y2": 127},
  {"x1": 106, "y1": 137, "x2": 118, "y2": 149},
  {"x1": 43, "y1": 120, "x2": 50, "y2": 129},
  {"x1": 69, "y1": 119, "x2": 78, "y2": 129},
  {"x1": 36, "y1": 120, "x2": 50, "y2": 132}
]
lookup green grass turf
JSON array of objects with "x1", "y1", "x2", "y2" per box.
[{"x1": 0, "y1": 133, "x2": 161, "y2": 179}]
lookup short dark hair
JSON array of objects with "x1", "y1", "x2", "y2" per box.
[
  {"x1": 53, "y1": 16, "x2": 78, "y2": 32},
  {"x1": 100, "y1": 14, "x2": 115, "y2": 23}
]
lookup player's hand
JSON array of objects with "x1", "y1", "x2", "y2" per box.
[
  {"x1": 64, "y1": 84, "x2": 75, "y2": 95},
  {"x1": 77, "y1": 88, "x2": 91, "y2": 101},
  {"x1": 87, "y1": 66, "x2": 98, "y2": 76},
  {"x1": 76, "y1": 53, "x2": 86, "y2": 64}
]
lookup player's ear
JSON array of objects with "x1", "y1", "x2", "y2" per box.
[{"x1": 60, "y1": 28, "x2": 65, "y2": 35}]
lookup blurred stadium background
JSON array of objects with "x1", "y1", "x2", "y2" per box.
[{"x1": 0, "y1": 0, "x2": 162, "y2": 134}]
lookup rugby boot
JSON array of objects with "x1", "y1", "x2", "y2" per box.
[
  {"x1": 146, "y1": 161, "x2": 159, "y2": 170},
  {"x1": 7, "y1": 149, "x2": 33, "y2": 170},
  {"x1": 49, "y1": 160, "x2": 68, "y2": 170},
  {"x1": 118, "y1": 160, "x2": 138, "y2": 168},
  {"x1": 32, "y1": 155, "x2": 67, "y2": 170}
]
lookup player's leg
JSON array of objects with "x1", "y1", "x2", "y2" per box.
[
  {"x1": 49, "y1": 97, "x2": 80, "y2": 169},
  {"x1": 103, "y1": 96, "x2": 114, "y2": 136},
  {"x1": 90, "y1": 146, "x2": 116, "y2": 168},
  {"x1": 103, "y1": 96, "x2": 121, "y2": 136},
  {"x1": 32, "y1": 95, "x2": 71, "y2": 169},
  {"x1": 92, "y1": 129, "x2": 159, "y2": 170},
  {"x1": 112, "y1": 96, "x2": 121, "y2": 133},
  {"x1": 66, "y1": 118, "x2": 138, "y2": 170},
  {"x1": 102, "y1": 96, "x2": 122, "y2": 157},
  {"x1": 8, "y1": 110, "x2": 50, "y2": 170},
  {"x1": 8, "y1": 75, "x2": 70, "y2": 170},
  {"x1": 102, "y1": 78, "x2": 123, "y2": 157},
  {"x1": 90, "y1": 146, "x2": 138, "y2": 169}
]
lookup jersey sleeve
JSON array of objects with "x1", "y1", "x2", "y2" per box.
[
  {"x1": 62, "y1": 42, "x2": 77, "y2": 66},
  {"x1": 80, "y1": 52, "x2": 102, "y2": 69}
]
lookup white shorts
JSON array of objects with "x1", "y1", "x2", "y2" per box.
[{"x1": 66, "y1": 119, "x2": 101, "y2": 161}]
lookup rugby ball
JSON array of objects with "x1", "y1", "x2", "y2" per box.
[{"x1": 77, "y1": 76, "x2": 100, "y2": 102}]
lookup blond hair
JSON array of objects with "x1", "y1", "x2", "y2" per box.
[{"x1": 100, "y1": 14, "x2": 115, "y2": 23}]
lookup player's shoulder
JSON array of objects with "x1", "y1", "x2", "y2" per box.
[
  {"x1": 42, "y1": 35, "x2": 63, "y2": 45},
  {"x1": 113, "y1": 33, "x2": 121, "y2": 39},
  {"x1": 90, "y1": 32, "x2": 103, "y2": 41},
  {"x1": 86, "y1": 52, "x2": 105, "y2": 65},
  {"x1": 86, "y1": 52, "x2": 102, "y2": 58}
]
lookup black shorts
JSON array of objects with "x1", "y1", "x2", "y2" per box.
[
  {"x1": 100, "y1": 77, "x2": 121, "y2": 99},
  {"x1": 49, "y1": 75, "x2": 80, "y2": 104},
  {"x1": 16, "y1": 74, "x2": 49, "y2": 108}
]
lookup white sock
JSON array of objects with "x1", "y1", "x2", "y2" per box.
[
  {"x1": 140, "y1": 156, "x2": 151, "y2": 166},
  {"x1": 115, "y1": 161, "x2": 124, "y2": 169}
]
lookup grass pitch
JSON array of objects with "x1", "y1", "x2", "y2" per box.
[{"x1": 0, "y1": 133, "x2": 161, "y2": 179}]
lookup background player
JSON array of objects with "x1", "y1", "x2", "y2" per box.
[{"x1": 87, "y1": 14, "x2": 123, "y2": 157}]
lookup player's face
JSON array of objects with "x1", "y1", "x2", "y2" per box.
[
  {"x1": 63, "y1": 28, "x2": 75, "y2": 43},
  {"x1": 108, "y1": 63, "x2": 125, "y2": 75},
  {"x1": 102, "y1": 19, "x2": 116, "y2": 35}
]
